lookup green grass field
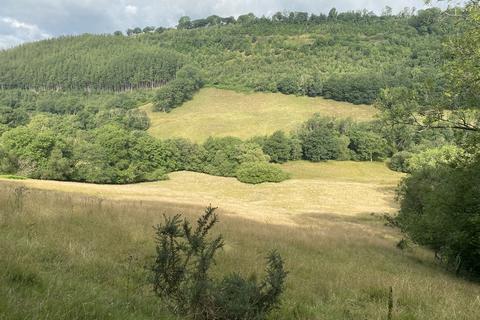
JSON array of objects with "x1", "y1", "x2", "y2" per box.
[
  {"x1": 1, "y1": 161, "x2": 479, "y2": 319},
  {"x1": 144, "y1": 88, "x2": 377, "y2": 142}
]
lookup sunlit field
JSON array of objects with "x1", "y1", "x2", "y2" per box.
[
  {"x1": 144, "y1": 88, "x2": 377, "y2": 142},
  {"x1": 0, "y1": 161, "x2": 402, "y2": 226},
  {"x1": 1, "y1": 161, "x2": 479, "y2": 319}
]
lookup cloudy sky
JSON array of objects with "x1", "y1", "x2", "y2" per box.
[{"x1": 0, "y1": 0, "x2": 452, "y2": 49}]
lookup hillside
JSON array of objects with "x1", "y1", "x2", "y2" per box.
[
  {"x1": 2, "y1": 161, "x2": 479, "y2": 319},
  {"x1": 0, "y1": 10, "x2": 447, "y2": 104},
  {"x1": 144, "y1": 88, "x2": 377, "y2": 142}
]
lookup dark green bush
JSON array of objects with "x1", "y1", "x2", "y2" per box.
[
  {"x1": 388, "y1": 151, "x2": 413, "y2": 172},
  {"x1": 300, "y1": 119, "x2": 341, "y2": 162},
  {"x1": 347, "y1": 128, "x2": 388, "y2": 161},
  {"x1": 235, "y1": 162, "x2": 289, "y2": 184},
  {"x1": 262, "y1": 131, "x2": 301, "y2": 163},
  {"x1": 397, "y1": 158, "x2": 480, "y2": 277}
]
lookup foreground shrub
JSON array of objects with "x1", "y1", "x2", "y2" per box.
[
  {"x1": 151, "y1": 206, "x2": 287, "y2": 320},
  {"x1": 235, "y1": 162, "x2": 290, "y2": 184}
]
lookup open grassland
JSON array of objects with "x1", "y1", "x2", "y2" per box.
[
  {"x1": 1, "y1": 167, "x2": 479, "y2": 319},
  {"x1": 0, "y1": 162, "x2": 402, "y2": 226},
  {"x1": 144, "y1": 88, "x2": 377, "y2": 142}
]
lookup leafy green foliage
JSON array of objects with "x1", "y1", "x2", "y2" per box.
[
  {"x1": 388, "y1": 151, "x2": 413, "y2": 173},
  {"x1": 347, "y1": 125, "x2": 388, "y2": 161},
  {"x1": 235, "y1": 162, "x2": 290, "y2": 184},
  {"x1": 397, "y1": 157, "x2": 480, "y2": 277},
  {"x1": 376, "y1": 3, "x2": 479, "y2": 133},
  {"x1": 202, "y1": 137, "x2": 269, "y2": 177},
  {"x1": 407, "y1": 145, "x2": 464, "y2": 173},
  {"x1": 299, "y1": 116, "x2": 343, "y2": 162},
  {"x1": 408, "y1": 8, "x2": 442, "y2": 34},
  {"x1": 151, "y1": 207, "x2": 287, "y2": 319},
  {"x1": 383, "y1": 1, "x2": 480, "y2": 278},
  {"x1": 260, "y1": 131, "x2": 301, "y2": 164}
]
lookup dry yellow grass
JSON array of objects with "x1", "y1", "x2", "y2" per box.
[
  {"x1": 280, "y1": 160, "x2": 404, "y2": 184},
  {"x1": 1, "y1": 168, "x2": 479, "y2": 320},
  {"x1": 0, "y1": 161, "x2": 403, "y2": 227},
  {"x1": 144, "y1": 88, "x2": 377, "y2": 142}
]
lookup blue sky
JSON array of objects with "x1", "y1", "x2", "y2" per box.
[{"x1": 0, "y1": 0, "x2": 455, "y2": 49}]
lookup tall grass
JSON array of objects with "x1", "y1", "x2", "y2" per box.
[{"x1": 1, "y1": 183, "x2": 479, "y2": 319}]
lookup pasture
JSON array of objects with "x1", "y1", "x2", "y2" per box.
[{"x1": 144, "y1": 88, "x2": 377, "y2": 142}]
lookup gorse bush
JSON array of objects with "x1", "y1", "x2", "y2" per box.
[{"x1": 151, "y1": 206, "x2": 287, "y2": 319}]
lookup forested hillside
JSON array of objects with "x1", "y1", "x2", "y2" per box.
[
  {"x1": 0, "y1": 8, "x2": 450, "y2": 104},
  {"x1": 0, "y1": 35, "x2": 184, "y2": 91}
]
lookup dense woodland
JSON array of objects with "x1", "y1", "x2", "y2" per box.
[
  {"x1": 0, "y1": 7, "x2": 450, "y2": 104},
  {"x1": 0, "y1": 1, "x2": 479, "y2": 280}
]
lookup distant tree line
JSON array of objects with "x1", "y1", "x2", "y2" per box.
[{"x1": 173, "y1": 7, "x2": 439, "y2": 30}]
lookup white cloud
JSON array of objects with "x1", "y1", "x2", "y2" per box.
[
  {"x1": 125, "y1": 5, "x2": 138, "y2": 16},
  {"x1": 0, "y1": 16, "x2": 51, "y2": 49},
  {"x1": 1, "y1": 17, "x2": 50, "y2": 38}
]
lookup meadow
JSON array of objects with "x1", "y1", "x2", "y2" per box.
[
  {"x1": 1, "y1": 161, "x2": 479, "y2": 319},
  {"x1": 144, "y1": 88, "x2": 377, "y2": 142},
  {"x1": 0, "y1": 161, "x2": 401, "y2": 226}
]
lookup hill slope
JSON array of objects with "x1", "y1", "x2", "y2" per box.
[
  {"x1": 1, "y1": 161, "x2": 479, "y2": 319},
  {"x1": 0, "y1": 11, "x2": 446, "y2": 104},
  {"x1": 144, "y1": 88, "x2": 377, "y2": 142}
]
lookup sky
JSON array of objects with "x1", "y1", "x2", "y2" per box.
[{"x1": 0, "y1": 0, "x2": 455, "y2": 49}]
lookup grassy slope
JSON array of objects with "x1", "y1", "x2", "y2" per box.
[
  {"x1": 1, "y1": 162, "x2": 479, "y2": 319},
  {"x1": 0, "y1": 162, "x2": 402, "y2": 226},
  {"x1": 144, "y1": 88, "x2": 377, "y2": 142}
]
